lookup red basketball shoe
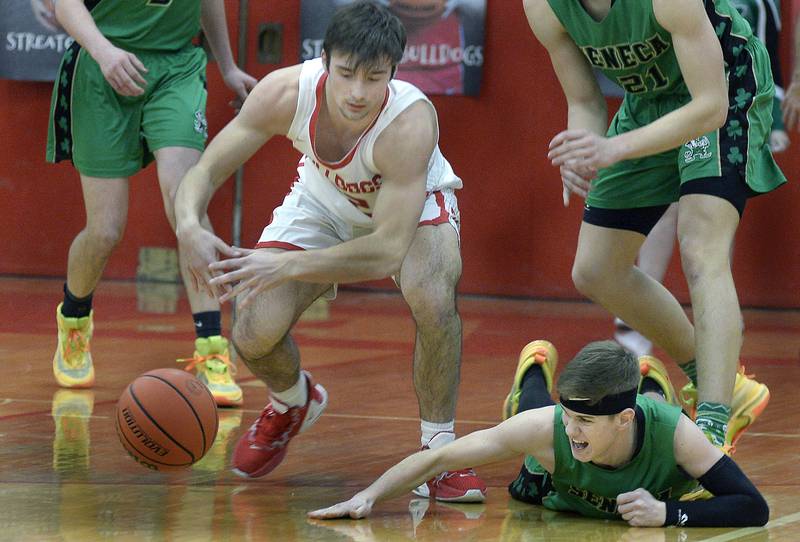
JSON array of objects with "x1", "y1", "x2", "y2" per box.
[
  {"x1": 412, "y1": 433, "x2": 487, "y2": 503},
  {"x1": 414, "y1": 467, "x2": 487, "y2": 503},
  {"x1": 231, "y1": 371, "x2": 327, "y2": 478}
]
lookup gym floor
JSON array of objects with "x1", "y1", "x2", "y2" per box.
[{"x1": 1, "y1": 277, "x2": 798, "y2": 541}]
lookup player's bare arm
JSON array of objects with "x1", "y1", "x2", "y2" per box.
[
  {"x1": 549, "y1": 0, "x2": 728, "y2": 173},
  {"x1": 199, "y1": 0, "x2": 257, "y2": 105},
  {"x1": 175, "y1": 66, "x2": 300, "y2": 296},
  {"x1": 55, "y1": 0, "x2": 148, "y2": 96},
  {"x1": 308, "y1": 407, "x2": 556, "y2": 520},
  {"x1": 208, "y1": 100, "x2": 437, "y2": 306},
  {"x1": 523, "y1": 0, "x2": 606, "y2": 205}
]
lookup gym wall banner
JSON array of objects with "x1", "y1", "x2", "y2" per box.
[
  {"x1": 0, "y1": 0, "x2": 73, "y2": 81},
  {"x1": 299, "y1": 0, "x2": 486, "y2": 96}
]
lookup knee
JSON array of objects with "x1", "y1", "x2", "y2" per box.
[
  {"x1": 86, "y1": 223, "x2": 125, "y2": 253},
  {"x1": 231, "y1": 310, "x2": 288, "y2": 362},
  {"x1": 571, "y1": 259, "x2": 607, "y2": 298},
  {"x1": 678, "y1": 234, "x2": 728, "y2": 286},
  {"x1": 404, "y1": 280, "x2": 458, "y2": 328}
]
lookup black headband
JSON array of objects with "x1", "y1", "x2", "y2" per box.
[{"x1": 559, "y1": 387, "x2": 638, "y2": 416}]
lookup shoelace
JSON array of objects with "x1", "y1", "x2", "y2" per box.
[
  {"x1": 249, "y1": 405, "x2": 302, "y2": 450},
  {"x1": 178, "y1": 353, "x2": 238, "y2": 376},
  {"x1": 531, "y1": 351, "x2": 547, "y2": 364},
  {"x1": 63, "y1": 328, "x2": 90, "y2": 368}
]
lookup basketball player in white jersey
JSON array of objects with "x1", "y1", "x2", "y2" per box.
[{"x1": 174, "y1": 1, "x2": 485, "y2": 502}]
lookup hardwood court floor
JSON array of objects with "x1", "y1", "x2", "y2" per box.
[{"x1": 1, "y1": 277, "x2": 798, "y2": 541}]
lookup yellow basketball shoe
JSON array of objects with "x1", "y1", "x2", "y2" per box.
[
  {"x1": 503, "y1": 340, "x2": 558, "y2": 420},
  {"x1": 180, "y1": 336, "x2": 243, "y2": 407},
  {"x1": 727, "y1": 368, "x2": 770, "y2": 447},
  {"x1": 51, "y1": 389, "x2": 94, "y2": 474},
  {"x1": 638, "y1": 355, "x2": 678, "y2": 405},
  {"x1": 679, "y1": 368, "x2": 769, "y2": 447},
  {"x1": 53, "y1": 303, "x2": 95, "y2": 388}
]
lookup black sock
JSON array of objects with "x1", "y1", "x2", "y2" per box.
[
  {"x1": 639, "y1": 377, "x2": 666, "y2": 399},
  {"x1": 61, "y1": 284, "x2": 93, "y2": 318},
  {"x1": 193, "y1": 311, "x2": 221, "y2": 339},
  {"x1": 518, "y1": 366, "x2": 555, "y2": 412}
]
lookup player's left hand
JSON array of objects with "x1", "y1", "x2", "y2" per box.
[
  {"x1": 222, "y1": 67, "x2": 258, "y2": 110},
  {"x1": 783, "y1": 80, "x2": 800, "y2": 132},
  {"x1": 208, "y1": 248, "x2": 290, "y2": 307},
  {"x1": 307, "y1": 494, "x2": 374, "y2": 520},
  {"x1": 548, "y1": 129, "x2": 620, "y2": 171},
  {"x1": 769, "y1": 129, "x2": 790, "y2": 153},
  {"x1": 616, "y1": 488, "x2": 667, "y2": 527}
]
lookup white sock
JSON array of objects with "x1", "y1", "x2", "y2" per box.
[
  {"x1": 421, "y1": 420, "x2": 455, "y2": 449},
  {"x1": 270, "y1": 372, "x2": 308, "y2": 414}
]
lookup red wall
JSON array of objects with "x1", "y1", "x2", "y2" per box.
[{"x1": 1, "y1": 1, "x2": 798, "y2": 307}]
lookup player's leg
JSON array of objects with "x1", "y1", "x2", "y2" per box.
[
  {"x1": 572, "y1": 217, "x2": 695, "y2": 365},
  {"x1": 615, "y1": 203, "x2": 678, "y2": 356},
  {"x1": 152, "y1": 146, "x2": 243, "y2": 405},
  {"x1": 398, "y1": 223, "x2": 462, "y2": 426},
  {"x1": 47, "y1": 42, "x2": 143, "y2": 388},
  {"x1": 141, "y1": 46, "x2": 243, "y2": 404},
  {"x1": 676, "y1": 192, "x2": 740, "y2": 446},
  {"x1": 398, "y1": 190, "x2": 485, "y2": 502},
  {"x1": 54, "y1": 175, "x2": 129, "y2": 388},
  {"x1": 229, "y1": 180, "x2": 339, "y2": 478},
  {"x1": 230, "y1": 272, "x2": 331, "y2": 478},
  {"x1": 675, "y1": 36, "x2": 785, "y2": 448}
]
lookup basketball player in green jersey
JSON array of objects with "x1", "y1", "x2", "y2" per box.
[
  {"x1": 309, "y1": 341, "x2": 768, "y2": 527},
  {"x1": 46, "y1": 0, "x2": 256, "y2": 406},
  {"x1": 525, "y1": 0, "x2": 786, "y2": 450}
]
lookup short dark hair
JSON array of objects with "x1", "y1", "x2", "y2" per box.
[
  {"x1": 556, "y1": 341, "x2": 640, "y2": 406},
  {"x1": 323, "y1": 1, "x2": 407, "y2": 74}
]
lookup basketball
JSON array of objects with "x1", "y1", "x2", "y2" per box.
[{"x1": 115, "y1": 368, "x2": 218, "y2": 471}]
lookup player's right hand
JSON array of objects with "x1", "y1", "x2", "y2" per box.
[
  {"x1": 177, "y1": 227, "x2": 239, "y2": 300},
  {"x1": 307, "y1": 494, "x2": 374, "y2": 520},
  {"x1": 94, "y1": 46, "x2": 148, "y2": 97},
  {"x1": 559, "y1": 163, "x2": 595, "y2": 207}
]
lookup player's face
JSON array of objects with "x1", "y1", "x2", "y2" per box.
[
  {"x1": 324, "y1": 51, "x2": 393, "y2": 122},
  {"x1": 561, "y1": 407, "x2": 621, "y2": 463}
]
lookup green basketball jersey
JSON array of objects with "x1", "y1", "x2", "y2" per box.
[
  {"x1": 547, "y1": 0, "x2": 756, "y2": 103},
  {"x1": 85, "y1": 0, "x2": 201, "y2": 51},
  {"x1": 543, "y1": 395, "x2": 696, "y2": 520}
]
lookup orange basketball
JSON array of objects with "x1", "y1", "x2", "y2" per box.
[{"x1": 116, "y1": 368, "x2": 218, "y2": 471}]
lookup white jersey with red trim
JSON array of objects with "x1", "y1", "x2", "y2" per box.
[{"x1": 286, "y1": 58, "x2": 462, "y2": 227}]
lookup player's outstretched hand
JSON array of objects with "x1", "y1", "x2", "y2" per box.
[
  {"x1": 177, "y1": 227, "x2": 239, "y2": 299},
  {"x1": 223, "y1": 67, "x2": 258, "y2": 111},
  {"x1": 616, "y1": 488, "x2": 667, "y2": 527},
  {"x1": 208, "y1": 248, "x2": 290, "y2": 307},
  {"x1": 307, "y1": 494, "x2": 374, "y2": 520},
  {"x1": 548, "y1": 129, "x2": 619, "y2": 171},
  {"x1": 94, "y1": 45, "x2": 148, "y2": 96}
]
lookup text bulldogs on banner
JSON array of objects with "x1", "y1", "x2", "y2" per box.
[
  {"x1": 1, "y1": 0, "x2": 73, "y2": 81},
  {"x1": 300, "y1": 0, "x2": 486, "y2": 96}
]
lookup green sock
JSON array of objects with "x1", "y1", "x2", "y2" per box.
[
  {"x1": 695, "y1": 401, "x2": 731, "y2": 447},
  {"x1": 679, "y1": 360, "x2": 698, "y2": 387}
]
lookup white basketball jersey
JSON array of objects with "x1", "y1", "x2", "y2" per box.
[{"x1": 286, "y1": 58, "x2": 462, "y2": 227}]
